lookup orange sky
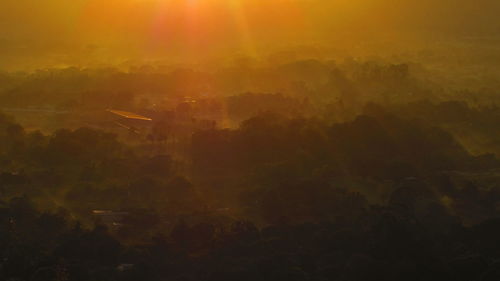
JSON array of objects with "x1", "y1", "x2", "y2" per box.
[{"x1": 1, "y1": 0, "x2": 499, "y2": 70}]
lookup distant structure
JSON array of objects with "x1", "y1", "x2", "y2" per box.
[
  {"x1": 106, "y1": 109, "x2": 153, "y2": 121},
  {"x1": 92, "y1": 210, "x2": 129, "y2": 227},
  {"x1": 106, "y1": 109, "x2": 153, "y2": 136}
]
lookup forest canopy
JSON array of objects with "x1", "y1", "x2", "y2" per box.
[{"x1": 1, "y1": 0, "x2": 500, "y2": 280}]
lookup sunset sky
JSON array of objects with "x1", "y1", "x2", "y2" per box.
[{"x1": 1, "y1": 0, "x2": 499, "y2": 70}]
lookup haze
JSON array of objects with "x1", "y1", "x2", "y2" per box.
[{"x1": 1, "y1": 0, "x2": 499, "y2": 70}]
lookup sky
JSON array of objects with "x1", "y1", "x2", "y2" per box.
[{"x1": 1, "y1": 0, "x2": 499, "y2": 70}]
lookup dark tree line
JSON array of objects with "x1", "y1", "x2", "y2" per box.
[{"x1": 1, "y1": 71, "x2": 500, "y2": 280}]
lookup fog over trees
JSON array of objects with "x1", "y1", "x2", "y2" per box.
[{"x1": 1, "y1": 0, "x2": 500, "y2": 280}]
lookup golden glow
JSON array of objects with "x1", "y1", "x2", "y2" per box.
[{"x1": 1, "y1": 0, "x2": 499, "y2": 70}]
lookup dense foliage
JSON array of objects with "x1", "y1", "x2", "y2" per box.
[{"x1": 1, "y1": 59, "x2": 500, "y2": 280}]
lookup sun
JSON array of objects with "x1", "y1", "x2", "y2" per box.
[{"x1": 75, "y1": 0, "x2": 306, "y2": 60}]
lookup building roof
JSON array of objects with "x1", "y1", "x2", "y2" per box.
[{"x1": 107, "y1": 109, "x2": 152, "y2": 121}]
